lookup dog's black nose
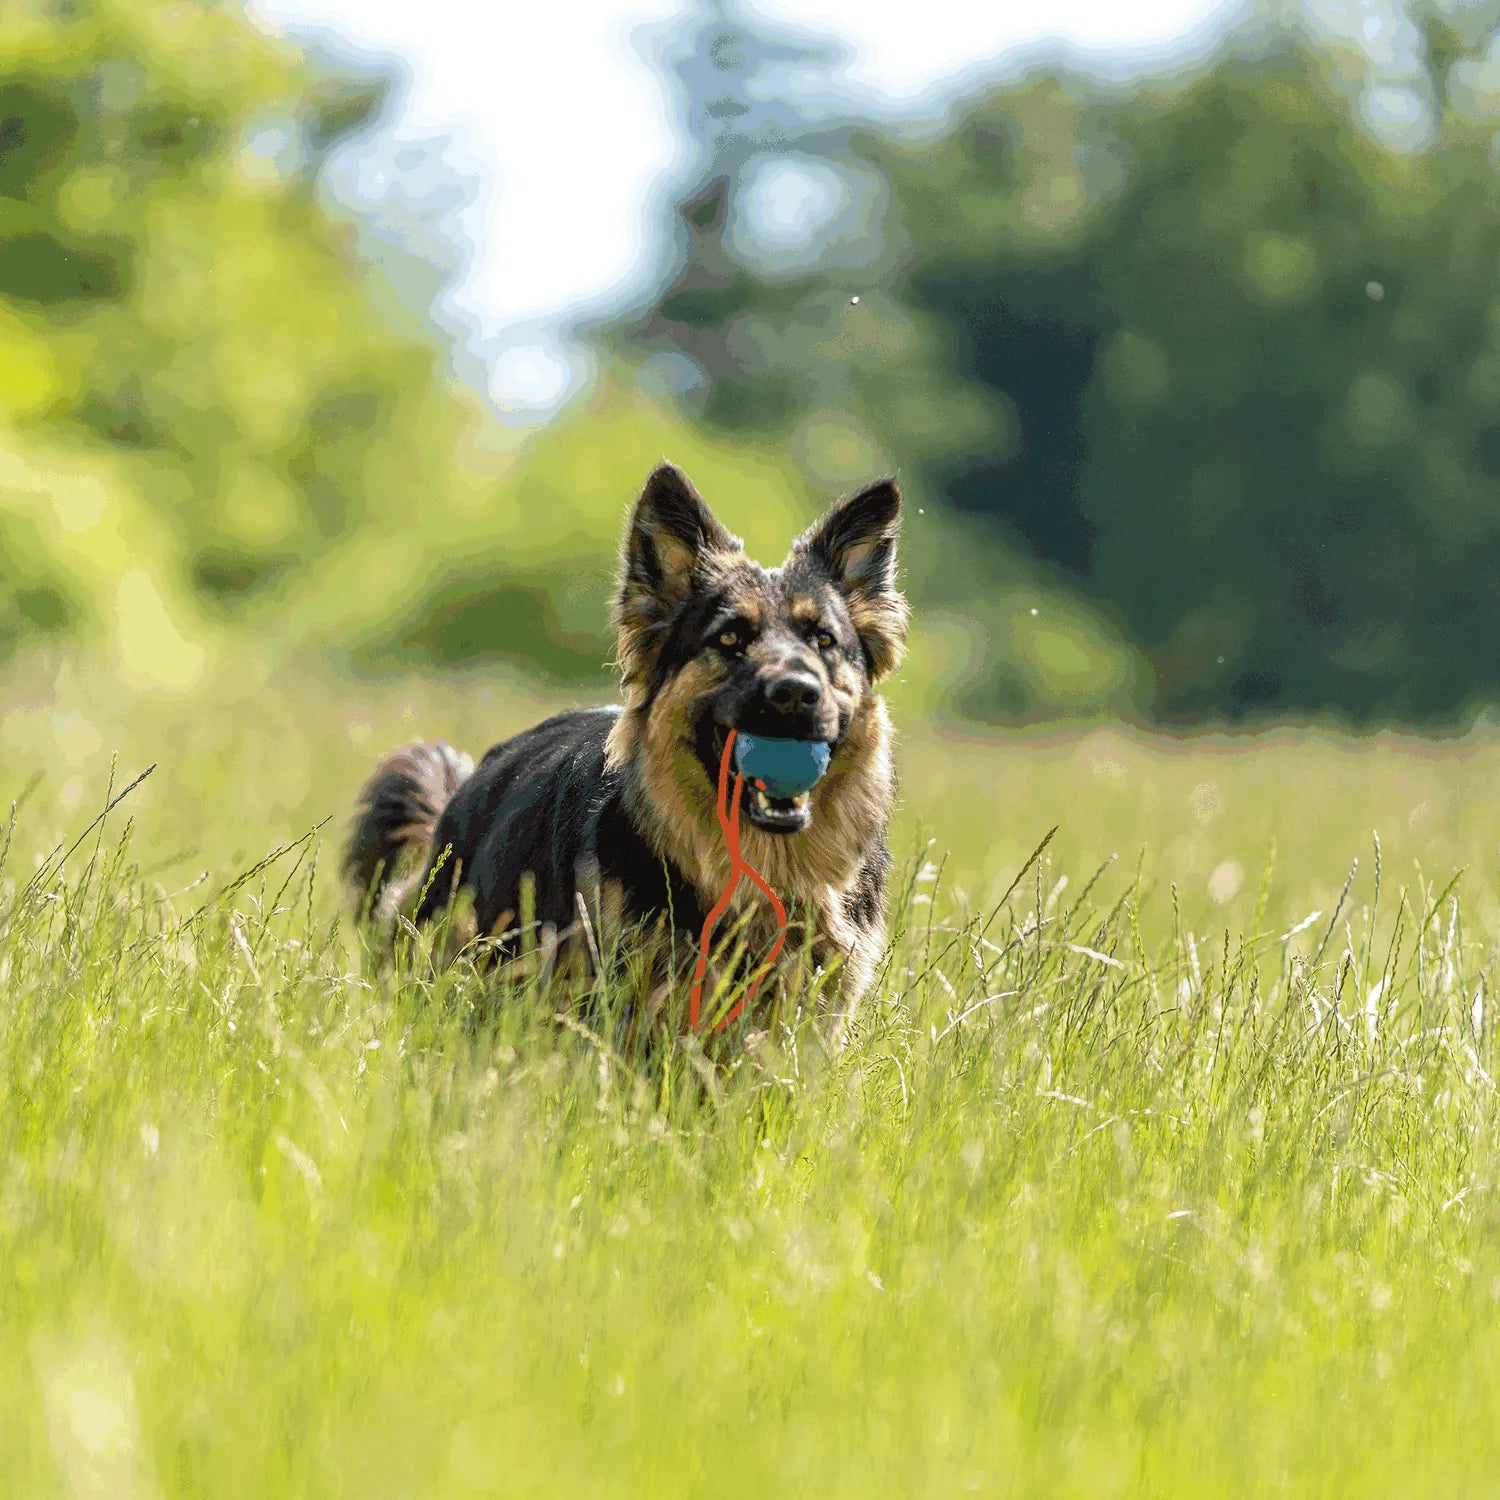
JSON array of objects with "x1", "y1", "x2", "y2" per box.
[{"x1": 765, "y1": 672, "x2": 823, "y2": 713}]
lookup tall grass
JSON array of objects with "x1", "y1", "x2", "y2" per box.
[{"x1": 2, "y1": 656, "x2": 1499, "y2": 1497}]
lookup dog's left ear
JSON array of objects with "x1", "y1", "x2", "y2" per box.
[{"x1": 798, "y1": 478, "x2": 908, "y2": 679}]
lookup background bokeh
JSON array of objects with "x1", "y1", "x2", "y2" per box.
[{"x1": 7, "y1": 0, "x2": 1500, "y2": 730}]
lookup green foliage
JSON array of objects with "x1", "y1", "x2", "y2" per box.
[
  {"x1": 0, "y1": 0, "x2": 500, "y2": 683},
  {"x1": 1072, "y1": 60, "x2": 1500, "y2": 721},
  {"x1": 4, "y1": 656, "x2": 1500, "y2": 1492},
  {"x1": 281, "y1": 378, "x2": 892, "y2": 687},
  {"x1": 619, "y1": 36, "x2": 1500, "y2": 723}
]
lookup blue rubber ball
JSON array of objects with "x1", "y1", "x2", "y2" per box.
[{"x1": 733, "y1": 734, "x2": 832, "y2": 798}]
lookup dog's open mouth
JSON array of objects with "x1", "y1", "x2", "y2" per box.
[
  {"x1": 743, "y1": 783, "x2": 811, "y2": 834},
  {"x1": 704, "y1": 724, "x2": 823, "y2": 835}
]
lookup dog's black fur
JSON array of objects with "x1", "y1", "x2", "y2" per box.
[
  {"x1": 344, "y1": 461, "x2": 907, "y2": 1033},
  {"x1": 411, "y1": 706, "x2": 709, "y2": 945}
]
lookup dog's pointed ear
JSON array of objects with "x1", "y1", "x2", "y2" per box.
[
  {"x1": 617, "y1": 462, "x2": 739, "y2": 617},
  {"x1": 613, "y1": 463, "x2": 741, "y2": 693},
  {"x1": 797, "y1": 478, "x2": 908, "y2": 679},
  {"x1": 620, "y1": 462, "x2": 738, "y2": 608}
]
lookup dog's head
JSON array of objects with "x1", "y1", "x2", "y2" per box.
[{"x1": 612, "y1": 462, "x2": 907, "y2": 835}]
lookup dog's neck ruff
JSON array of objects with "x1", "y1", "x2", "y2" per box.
[{"x1": 689, "y1": 730, "x2": 789, "y2": 1031}]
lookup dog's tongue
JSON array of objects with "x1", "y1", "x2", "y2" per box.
[{"x1": 733, "y1": 734, "x2": 832, "y2": 799}]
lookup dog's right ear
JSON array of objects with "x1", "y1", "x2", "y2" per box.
[
  {"x1": 613, "y1": 463, "x2": 740, "y2": 693},
  {"x1": 619, "y1": 462, "x2": 738, "y2": 609}
]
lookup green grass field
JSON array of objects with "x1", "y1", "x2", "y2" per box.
[{"x1": 3, "y1": 652, "x2": 1500, "y2": 1498}]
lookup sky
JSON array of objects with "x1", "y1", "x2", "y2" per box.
[{"x1": 246, "y1": 0, "x2": 1249, "y2": 417}]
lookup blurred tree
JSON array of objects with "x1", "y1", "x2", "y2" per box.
[
  {"x1": 610, "y1": 2, "x2": 1500, "y2": 723},
  {"x1": 0, "y1": 0, "x2": 496, "y2": 682}
]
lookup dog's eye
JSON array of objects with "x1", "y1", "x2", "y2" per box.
[
  {"x1": 717, "y1": 627, "x2": 742, "y2": 650},
  {"x1": 813, "y1": 628, "x2": 836, "y2": 650}
]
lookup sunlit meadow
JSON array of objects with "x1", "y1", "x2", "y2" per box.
[{"x1": 3, "y1": 651, "x2": 1500, "y2": 1497}]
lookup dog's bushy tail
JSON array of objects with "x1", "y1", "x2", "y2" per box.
[{"x1": 343, "y1": 741, "x2": 473, "y2": 922}]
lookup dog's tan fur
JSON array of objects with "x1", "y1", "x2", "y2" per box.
[
  {"x1": 605, "y1": 505, "x2": 905, "y2": 1031},
  {"x1": 345, "y1": 461, "x2": 906, "y2": 1048}
]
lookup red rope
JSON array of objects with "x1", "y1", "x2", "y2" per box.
[{"x1": 688, "y1": 729, "x2": 789, "y2": 1030}]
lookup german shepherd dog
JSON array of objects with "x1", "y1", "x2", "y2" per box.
[{"x1": 343, "y1": 462, "x2": 907, "y2": 1039}]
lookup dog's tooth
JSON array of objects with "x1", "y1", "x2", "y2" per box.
[{"x1": 791, "y1": 793, "x2": 809, "y2": 811}]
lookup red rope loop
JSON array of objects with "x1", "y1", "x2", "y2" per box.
[{"x1": 688, "y1": 729, "x2": 789, "y2": 1030}]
